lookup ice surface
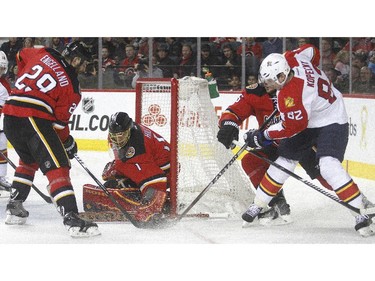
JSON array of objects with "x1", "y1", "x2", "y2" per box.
[{"x1": 1, "y1": 149, "x2": 374, "y2": 280}]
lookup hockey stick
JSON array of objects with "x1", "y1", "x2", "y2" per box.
[
  {"x1": 73, "y1": 153, "x2": 168, "y2": 229},
  {"x1": 177, "y1": 109, "x2": 278, "y2": 221},
  {"x1": 236, "y1": 144, "x2": 375, "y2": 217},
  {"x1": 0, "y1": 151, "x2": 52, "y2": 204}
]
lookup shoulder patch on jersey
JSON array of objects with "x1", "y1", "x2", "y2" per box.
[
  {"x1": 284, "y1": 97, "x2": 295, "y2": 108},
  {"x1": 125, "y1": 147, "x2": 136, "y2": 158}
]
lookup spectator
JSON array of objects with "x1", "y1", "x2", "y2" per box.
[
  {"x1": 0, "y1": 38, "x2": 23, "y2": 67},
  {"x1": 49, "y1": 37, "x2": 65, "y2": 53},
  {"x1": 297, "y1": 37, "x2": 309, "y2": 48},
  {"x1": 352, "y1": 52, "x2": 368, "y2": 70},
  {"x1": 246, "y1": 73, "x2": 258, "y2": 86},
  {"x1": 78, "y1": 60, "x2": 98, "y2": 89},
  {"x1": 23, "y1": 37, "x2": 34, "y2": 49},
  {"x1": 165, "y1": 37, "x2": 182, "y2": 61},
  {"x1": 353, "y1": 66, "x2": 375, "y2": 94},
  {"x1": 368, "y1": 52, "x2": 375, "y2": 75},
  {"x1": 333, "y1": 50, "x2": 350, "y2": 77},
  {"x1": 174, "y1": 43, "x2": 196, "y2": 78},
  {"x1": 102, "y1": 46, "x2": 116, "y2": 71},
  {"x1": 6, "y1": 63, "x2": 18, "y2": 88},
  {"x1": 236, "y1": 37, "x2": 262, "y2": 60},
  {"x1": 137, "y1": 37, "x2": 157, "y2": 59},
  {"x1": 351, "y1": 65, "x2": 361, "y2": 93},
  {"x1": 228, "y1": 74, "x2": 242, "y2": 91},
  {"x1": 320, "y1": 38, "x2": 336, "y2": 72},
  {"x1": 113, "y1": 44, "x2": 139, "y2": 88},
  {"x1": 200, "y1": 43, "x2": 222, "y2": 78},
  {"x1": 343, "y1": 37, "x2": 374, "y2": 55},
  {"x1": 155, "y1": 43, "x2": 176, "y2": 78},
  {"x1": 262, "y1": 37, "x2": 283, "y2": 58},
  {"x1": 326, "y1": 68, "x2": 347, "y2": 93},
  {"x1": 131, "y1": 56, "x2": 163, "y2": 88},
  {"x1": 218, "y1": 43, "x2": 241, "y2": 89}
]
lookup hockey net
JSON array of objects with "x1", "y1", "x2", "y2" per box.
[{"x1": 135, "y1": 77, "x2": 254, "y2": 217}]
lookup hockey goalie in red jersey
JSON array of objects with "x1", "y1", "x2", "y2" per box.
[
  {"x1": 242, "y1": 44, "x2": 375, "y2": 237},
  {"x1": 82, "y1": 112, "x2": 171, "y2": 227},
  {"x1": 2, "y1": 41, "x2": 100, "y2": 237}
]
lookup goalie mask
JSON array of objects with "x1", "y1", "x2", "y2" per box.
[
  {"x1": 0, "y1": 51, "x2": 8, "y2": 76},
  {"x1": 259, "y1": 53, "x2": 290, "y2": 89},
  {"x1": 109, "y1": 112, "x2": 134, "y2": 149}
]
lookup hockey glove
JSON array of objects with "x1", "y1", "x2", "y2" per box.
[
  {"x1": 63, "y1": 135, "x2": 77, "y2": 159},
  {"x1": 243, "y1": 129, "x2": 272, "y2": 149},
  {"x1": 217, "y1": 120, "x2": 239, "y2": 149}
]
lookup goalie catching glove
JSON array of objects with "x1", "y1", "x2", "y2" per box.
[
  {"x1": 63, "y1": 135, "x2": 77, "y2": 159},
  {"x1": 217, "y1": 120, "x2": 239, "y2": 149},
  {"x1": 243, "y1": 129, "x2": 272, "y2": 149}
]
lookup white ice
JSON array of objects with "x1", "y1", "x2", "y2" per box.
[{"x1": 1, "y1": 149, "x2": 374, "y2": 280}]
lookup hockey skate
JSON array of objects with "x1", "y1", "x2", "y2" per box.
[
  {"x1": 258, "y1": 198, "x2": 293, "y2": 226},
  {"x1": 354, "y1": 197, "x2": 375, "y2": 237},
  {"x1": 255, "y1": 191, "x2": 292, "y2": 226},
  {"x1": 0, "y1": 177, "x2": 11, "y2": 198},
  {"x1": 5, "y1": 199, "x2": 29, "y2": 225},
  {"x1": 241, "y1": 203, "x2": 263, "y2": 228},
  {"x1": 63, "y1": 211, "x2": 101, "y2": 238}
]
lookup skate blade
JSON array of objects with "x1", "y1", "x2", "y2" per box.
[
  {"x1": 0, "y1": 190, "x2": 10, "y2": 198},
  {"x1": 68, "y1": 226, "x2": 101, "y2": 238},
  {"x1": 259, "y1": 215, "x2": 293, "y2": 226},
  {"x1": 5, "y1": 214, "x2": 27, "y2": 225},
  {"x1": 242, "y1": 220, "x2": 258, "y2": 228}
]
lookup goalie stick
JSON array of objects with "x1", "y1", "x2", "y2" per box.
[
  {"x1": 232, "y1": 141, "x2": 375, "y2": 217},
  {"x1": 74, "y1": 153, "x2": 171, "y2": 229},
  {"x1": 0, "y1": 151, "x2": 52, "y2": 204},
  {"x1": 176, "y1": 109, "x2": 278, "y2": 221}
]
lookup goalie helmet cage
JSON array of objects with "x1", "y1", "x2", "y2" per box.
[{"x1": 135, "y1": 77, "x2": 254, "y2": 217}]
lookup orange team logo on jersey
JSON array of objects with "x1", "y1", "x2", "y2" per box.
[{"x1": 284, "y1": 97, "x2": 295, "y2": 108}]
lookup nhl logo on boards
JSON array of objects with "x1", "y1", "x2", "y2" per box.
[{"x1": 82, "y1": 97, "x2": 95, "y2": 113}]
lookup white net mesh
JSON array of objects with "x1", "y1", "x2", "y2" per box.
[{"x1": 137, "y1": 77, "x2": 254, "y2": 217}]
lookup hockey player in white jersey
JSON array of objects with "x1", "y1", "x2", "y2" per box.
[{"x1": 242, "y1": 45, "x2": 375, "y2": 237}]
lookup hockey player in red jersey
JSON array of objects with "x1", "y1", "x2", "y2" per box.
[
  {"x1": 0, "y1": 51, "x2": 11, "y2": 196},
  {"x1": 242, "y1": 44, "x2": 375, "y2": 236},
  {"x1": 82, "y1": 112, "x2": 171, "y2": 227},
  {"x1": 2, "y1": 41, "x2": 100, "y2": 237}
]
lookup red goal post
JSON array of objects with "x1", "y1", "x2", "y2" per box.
[{"x1": 135, "y1": 77, "x2": 254, "y2": 217}]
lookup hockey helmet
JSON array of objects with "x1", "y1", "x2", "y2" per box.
[
  {"x1": 61, "y1": 41, "x2": 92, "y2": 62},
  {"x1": 109, "y1": 112, "x2": 134, "y2": 148},
  {"x1": 259, "y1": 53, "x2": 290, "y2": 88},
  {"x1": 0, "y1": 51, "x2": 8, "y2": 76}
]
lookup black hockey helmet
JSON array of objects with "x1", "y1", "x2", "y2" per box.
[
  {"x1": 108, "y1": 112, "x2": 134, "y2": 148},
  {"x1": 61, "y1": 41, "x2": 92, "y2": 62}
]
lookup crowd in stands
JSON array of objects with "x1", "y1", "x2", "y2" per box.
[{"x1": 1, "y1": 37, "x2": 375, "y2": 93}]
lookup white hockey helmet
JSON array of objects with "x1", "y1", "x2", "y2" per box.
[
  {"x1": 259, "y1": 53, "x2": 290, "y2": 87},
  {"x1": 0, "y1": 51, "x2": 8, "y2": 76}
]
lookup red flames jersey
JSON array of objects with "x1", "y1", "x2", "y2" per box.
[
  {"x1": 218, "y1": 83, "x2": 281, "y2": 129},
  {"x1": 111, "y1": 123, "x2": 171, "y2": 194},
  {"x1": 2, "y1": 47, "x2": 81, "y2": 141}
]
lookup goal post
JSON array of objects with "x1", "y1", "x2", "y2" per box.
[{"x1": 135, "y1": 77, "x2": 254, "y2": 217}]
